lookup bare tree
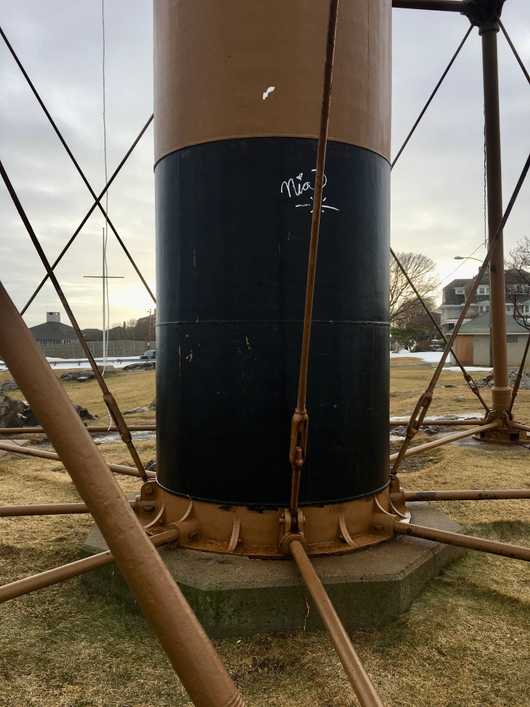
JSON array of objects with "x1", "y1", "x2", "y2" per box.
[
  {"x1": 508, "y1": 284, "x2": 530, "y2": 335},
  {"x1": 390, "y1": 252, "x2": 439, "y2": 326},
  {"x1": 507, "y1": 237, "x2": 530, "y2": 331},
  {"x1": 511, "y1": 296, "x2": 530, "y2": 331},
  {"x1": 507, "y1": 276, "x2": 530, "y2": 397},
  {"x1": 509, "y1": 236, "x2": 530, "y2": 274}
]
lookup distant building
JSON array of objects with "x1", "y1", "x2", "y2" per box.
[
  {"x1": 30, "y1": 319, "x2": 76, "y2": 346},
  {"x1": 29, "y1": 313, "x2": 149, "y2": 358},
  {"x1": 453, "y1": 312, "x2": 529, "y2": 368},
  {"x1": 439, "y1": 269, "x2": 530, "y2": 334},
  {"x1": 82, "y1": 328, "x2": 103, "y2": 342}
]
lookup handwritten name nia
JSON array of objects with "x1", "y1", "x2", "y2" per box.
[{"x1": 280, "y1": 169, "x2": 340, "y2": 213}]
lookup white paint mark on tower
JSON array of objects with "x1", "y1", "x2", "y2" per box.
[
  {"x1": 262, "y1": 86, "x2": 276, "y2": 100},
  {"x1": 280, "y1": 169, "x2": 340, "y2": 214}
]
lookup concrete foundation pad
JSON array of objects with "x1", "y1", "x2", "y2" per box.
[{"x1": 83, "y1": 503, "x2": 463, "y2": 637}]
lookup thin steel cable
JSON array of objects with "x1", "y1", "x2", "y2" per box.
[
  {"x1": 390, "y1": 249, "x2": 490, "y2": 412},
  {"x1": 0, "y1": 24, "x2": 155, "y2": 304},
  {"x1": 390, "y1": 24, "x2": 487, "y2": 408},
  {"x1": 20, "y1": 114, "x2": 153, "y2": 315},
  {"x1": 101, "y1": 0, "x2": 110, "y2": 374},
  {"x1": 289, "y1": 0, "x2": 339, "y2": 521},
  {"x1": 391, "y1": 151, "x2": 530, "y2": 476},
  {"x1": 0, "y1": 159, "x2": 148, "y2": 482},
  {"x1": 391, "y1": 24, "x2": 473, "y2": 169},
  {"x1": 483, "y1": 97, "x2": 488, "y2": 248},
  {"x1": 499, "y1": 21, "x2": 530, "y2": 86},
  {"x1": 439, "y1": 241, "x2": 485, "y2": 286}
]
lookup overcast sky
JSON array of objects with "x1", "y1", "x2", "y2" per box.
[{"x1": 1, "y1": 1, "x2": 529, "y2": 329}]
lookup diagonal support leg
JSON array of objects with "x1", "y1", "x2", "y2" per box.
[
  {"x1": 0, "y1": 528, "x2": 179, "y2": 603},
  {"x1": 290, "y1": 540, "x2": 383, "y2": 707},
  {"x1": 0, "y1": 440, "x2": 152, "y2": 479},
  {"x1": 0, "y1": 501, "x2": 148, "y2": 517},
  {"x1": 388, "y1": 420, "x2": 499, "y2": 463},
  {"x1": 21, "y1": 114, "x2": 154, "y2": 314},
  {"x1": 401, "y1": 489, "x2": 530, "y2": 502},
  {"x1": 0, "y1": 282, "x2": 244, "y2": 707},
  {"x1": 0, "y1": 26, "x2": 155, "y2": 303},
  {"x1": 0, "y1": 159, "x2": 148, "y2": 481},
  {"x1": 394, "y1": 521, "x2": 530, "y2": 562},
  {"x1": 390, "y1": 151, "x2": 529, "y2": 476}
]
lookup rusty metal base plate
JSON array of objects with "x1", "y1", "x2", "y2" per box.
[
  {"x1": 133, "y1": 482, "x2": 395, "y2": 558},
  {"x1": 475, "y1": 424, "x2": 525, "y2": 445}
]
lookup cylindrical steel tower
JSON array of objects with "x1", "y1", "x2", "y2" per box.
[{"x1": 152, "y1": 1, "x2": 391, "y2": 551}]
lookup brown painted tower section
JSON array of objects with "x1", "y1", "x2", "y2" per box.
[{"x1": 154, "y1": 1, "x2": 391, "y2": 161}]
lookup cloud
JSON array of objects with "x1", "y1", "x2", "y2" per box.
[{"x1": 0, "y1": 0, "x2": 528, "y2": 328}]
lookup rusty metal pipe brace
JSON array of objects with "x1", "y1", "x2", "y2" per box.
[
  {"x1": 290, "y1": 540, "x2": 383, "y2": 707},
  {"x1": 394, "y1": 521, "x2": 530, "y2": 561},
  {"x1": 0, "y1": 282, "x2": 244, "y2": 707}
]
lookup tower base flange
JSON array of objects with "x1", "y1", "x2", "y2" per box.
[
  {"x1": 82, "y1": 503, "x2": 462, "y2": 637},
  {"x1": 475, "y1": 422, "x2": 526, "y2": 445}
]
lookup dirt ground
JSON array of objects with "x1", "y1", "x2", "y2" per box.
[{"x1": 0, "y1": 361, "x2": 529, "y2": 706}]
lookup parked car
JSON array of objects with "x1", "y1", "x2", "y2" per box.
[
  {"x1": 140, "y1": 349, "x2": 156, "y2": 360},
  {"x1": 430, "y1": 338, "x2": 445, "y2": 352}
]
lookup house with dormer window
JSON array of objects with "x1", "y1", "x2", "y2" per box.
[{"x1": 439, "y1": 269, "x2": 530, "y2": 335}]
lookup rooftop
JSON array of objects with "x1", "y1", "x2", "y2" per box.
[
  {"x1": 29, "y1": 321, "x2": 76, "y2": 341},
  {"x1": 458, "y1": 312, "x2": 529, "y2": 336}
]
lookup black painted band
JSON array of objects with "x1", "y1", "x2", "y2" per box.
[{"x1": 155, "y1": 137, "x2": 390, "y2": 507}]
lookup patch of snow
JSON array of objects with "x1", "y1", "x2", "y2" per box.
[
  {"x1": 0, "y1": 355, "x2": 142, "y2": 372},
  {"x1": 445, "y1": 365, "x2": 492, "y2": 373},
  {"x1": 390, "y1": 412, "x2": 483, "y2": 423},
  {"x1": 94, "y1": 431, "x2": 155, "y2": 444},
  {"x1": 390, "y1": 350, "x2": 492, "y2": 372},
  {"x1": 391, "y1": 350, "x2": 443, "y2": 362}
]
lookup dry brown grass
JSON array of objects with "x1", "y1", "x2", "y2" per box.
[
  {"x1": 0, "y1": 361, "x2": 529, "y2": 706},
  {"x1": 0, "y1": 368, "x2": 156, "y2": 424},
  {"x1": 390, "y1": 358, "x2": 530, "y2": 422}
]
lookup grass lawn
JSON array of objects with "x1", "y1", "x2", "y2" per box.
[
  {"x1": 0, "y1": 368, "x2": 156, "y2": 425},
  {"x1": 0, "y1": 361, "x2": 529, "y2": 705}
]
